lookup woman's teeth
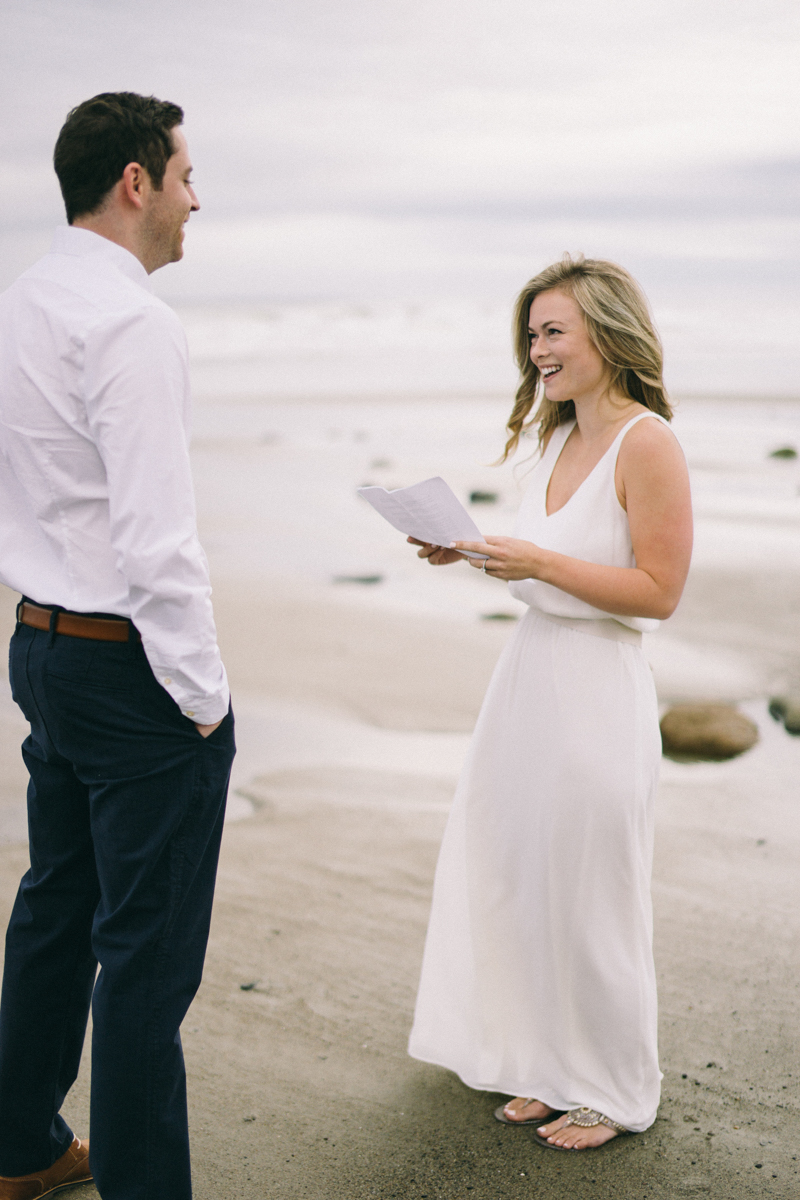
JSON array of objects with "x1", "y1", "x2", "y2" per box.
[{"x1": 541, "y1": 366, "x2": 561, "y2": 378}]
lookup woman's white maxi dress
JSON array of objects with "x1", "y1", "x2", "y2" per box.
[{"x1": 408, "y1": 412, "x2": 665, "y2": 1133}]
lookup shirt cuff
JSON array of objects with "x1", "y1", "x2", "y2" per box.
[
  {"x1": 178, "y1": 687, "x2": 230, "y2": 725},
  {"x1": 155, "y1": 675, "x2": 230, "y2": 725}
]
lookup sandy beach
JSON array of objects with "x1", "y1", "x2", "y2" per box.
[{"x1": 0, "y1": 390, "x2": 799, "y2": 1199}]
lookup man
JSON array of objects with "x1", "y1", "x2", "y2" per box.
[{"x1": 0, "y1": 93, "x2": 235, "y2": 1200}]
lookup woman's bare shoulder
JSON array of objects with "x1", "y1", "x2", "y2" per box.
[
  {"x1": 619, "y1": 413, "x2": 683, "y2": 460},
  {"x1": 615, "y1": 413, "x2": 690, "y2": 516}
]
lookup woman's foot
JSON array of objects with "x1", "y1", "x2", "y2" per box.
[
  {"x1": 502, "y1": 1097, "x2": 557, "y2": 1123},
  {"x1": 536, "y1": 1109, "x2": 626, "y2": 1149}
]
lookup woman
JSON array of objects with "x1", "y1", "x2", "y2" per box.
[{"x1": 407, "y1": 256, "x2": 692, "y2": 1151}]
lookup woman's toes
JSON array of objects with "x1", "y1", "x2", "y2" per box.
[
  {"x1": 543, "y1": 1123, "x2": 619, "y2": 1150},
  {"x1": 553, "y1": 1130, "x2": 582, "y2": 1149},
  {"x1": 536, "y1": 1114, "x2": 624, "y2": 1150}
]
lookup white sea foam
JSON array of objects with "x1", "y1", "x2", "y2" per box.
[
  {"x1": 181, "y1": 300, "x2": 518, "y2": 399},
  {"x1": 179, "y1": 296, "x2": 800, "y2": 399}
]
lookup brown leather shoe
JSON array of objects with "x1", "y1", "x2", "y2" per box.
[{"x1": 0, "y1": 1137, "x2": 91, "y2": 1199}]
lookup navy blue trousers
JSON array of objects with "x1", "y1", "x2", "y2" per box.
[{"x1": 0, "y1": 620, "x2": 235, "y2": 1199}]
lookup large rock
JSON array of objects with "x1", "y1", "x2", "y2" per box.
[
  {"x1": 768, "y1": 694, "x2": 800, "y2": 735},
  {"x1": 660, "y1": 704, "x2": 759, "y2": 761}
]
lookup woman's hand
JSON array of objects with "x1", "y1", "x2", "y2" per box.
[
  {"x1": 407, "y1": 536, "x2": 465, "y2": 565},
  {"x1": 452, "y1": 537, "x2": 548, "y2": 580}
]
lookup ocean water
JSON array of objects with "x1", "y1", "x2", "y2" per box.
[
  {"x1": 185, "y1": 302, "x2": 800, "y2": 626},
  {"x1": 180, "y1": 295, "x2": 800, "y2": 401},
  {"x1": 181, "y1": 299, "x2": 520, "y2": 399}
]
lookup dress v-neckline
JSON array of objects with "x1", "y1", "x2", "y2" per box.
[{"x1": 544, "y1": 413, "x2": 649, "y2": 518}]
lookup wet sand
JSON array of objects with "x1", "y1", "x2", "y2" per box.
[{"x1": 0, "y1": 563, "x2": 799, "y2": 1199}]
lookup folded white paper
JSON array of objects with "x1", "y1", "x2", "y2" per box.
[{"x1": 357, "y1": 476, "x2": 489, "y2": 559}]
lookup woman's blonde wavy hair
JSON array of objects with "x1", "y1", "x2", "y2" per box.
[{"x1": 501, "y1": 255, "x2": 672, "y2": 461}]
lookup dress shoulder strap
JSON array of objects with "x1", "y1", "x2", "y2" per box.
[
  {"x1": 611, "y1": 411, "x2": 670, "y2": 463},
  {"x1": 541, "y1": 419, "x2": 575, "y2": 461}
]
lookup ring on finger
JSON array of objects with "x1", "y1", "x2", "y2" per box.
[{"x1": 482, "y1": 559, "x2": 488, "y2": 573}]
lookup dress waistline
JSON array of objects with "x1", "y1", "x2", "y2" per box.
[{"x1": 532, "y1": 609, "x2": 643, "y2": 647}]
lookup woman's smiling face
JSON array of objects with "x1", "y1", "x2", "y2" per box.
[{"x1": 528, "y1": 289, "x2": 610, "y2": 404}]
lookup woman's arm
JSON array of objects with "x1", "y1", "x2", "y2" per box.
[{"x1": 454, "y1": 420, "x2": 693, "y2": 620}]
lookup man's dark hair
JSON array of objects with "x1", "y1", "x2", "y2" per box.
[{"x1": 54, "y1": 92, "x2": 184, "y2": 224}]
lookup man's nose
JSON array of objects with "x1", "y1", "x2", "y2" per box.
[{"x1": 189, "y1": 186, "x2": 200, "y2": 212}]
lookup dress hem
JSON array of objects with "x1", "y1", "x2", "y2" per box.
[{"x1": 408, "y1": 1044, "x2": 658, "y2": 1133}]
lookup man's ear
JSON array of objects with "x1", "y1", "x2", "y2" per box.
[{"x1": 121, "y1": 162, "x2": 147, "y2": 210}]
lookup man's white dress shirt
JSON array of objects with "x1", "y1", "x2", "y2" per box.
[{"x1": 0, "y1": 226, "x2": 229, "y2": 724}]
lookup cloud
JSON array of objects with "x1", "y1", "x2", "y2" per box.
[{"x1": 1, "y1": 0, "x2": 798, "y2": 311}]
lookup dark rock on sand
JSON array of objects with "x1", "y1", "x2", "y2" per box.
[
  {"x1": 768, "y1": 694, "x2": 800, "y2": 735},
  {"x1": 660, "y1": 703, "x2": 759, "y2": 761},
  {"x1": 332, "y1": 575, "x2": 383, "y2": 585}
]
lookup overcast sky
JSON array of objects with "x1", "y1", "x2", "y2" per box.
[{"x1": 1, "y1": 0, "x2": 798, "y2": 367}]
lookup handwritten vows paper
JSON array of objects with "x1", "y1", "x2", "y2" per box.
[{"x1": 357, "y1": 476, "x2": 489, "y2": 559}]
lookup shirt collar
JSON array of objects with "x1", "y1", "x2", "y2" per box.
[{"x1": 50, "y1": 226, "x2": 154, "y2": 293}]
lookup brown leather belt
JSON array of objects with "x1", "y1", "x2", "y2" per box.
[{"x1": 18, "y1": 602, "x2": 138, "y2": 643}]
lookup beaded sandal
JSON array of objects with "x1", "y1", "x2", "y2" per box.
[
  {"x1": 533, "y1": 1106, "x2": 630, "y2": 1151},
  {"x1": 494, "y1": 1099, "x2": 566, "y2": 1125}
]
